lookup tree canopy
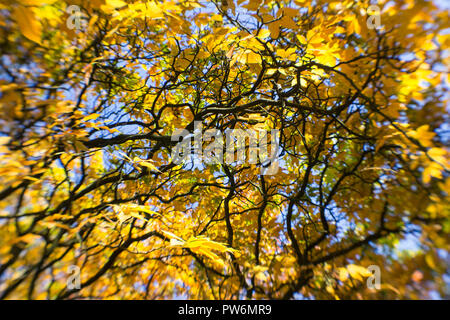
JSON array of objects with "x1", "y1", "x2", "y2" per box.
[{"x1": 0, "y1": 0, "x2": 449, "y2": 299}]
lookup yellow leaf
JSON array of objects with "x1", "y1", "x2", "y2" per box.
[
  {"x1": 268, "y1": 21, "x2": 280, "y2": 39},
  {"x1": 246, "y1": 51, "x2": 262, "y2": 65},
  {"x1": 133, "y1": 157, "x2": 161, "y2": 172},
  {"x1": 82, "y1": 113, "x2": 101, "y2": 122},
  {"x1": 422, "y1": 162, "x2": 443, "y2": 183},
  {"x1": 0, "y1": 137, "x2": 11, "y2": 146},
  {"x1": 353, "y1": 18, "x2": 361, "y2": 34},
  {"x1": 425, "y1": 253, "x2": 436, "y2": 270},
  {"x1": 161, "y1": 230, "x2": 185, "y2": 243},
  {"x1": 12, "y1": 233, "x2": 40, "y2": 245},
  {"x1": 105, "y1": 0, "x2": 127, "y2": 9},
  {"x1": 408, "y1": 125, "x2": 435, "y2": 147},
  {"x1": 12, "y1": 6, "x2": 42, "y2": 44},
  {"x1": 112, "y1": 204, "x2": 160, "y2": 219},
  {"x1": 20, "y1": 0, "x2": 57, "y2": 5},
  {"x1": 338, "y1": 268, "x2": 349, "y2": 281},
  {"x1": 296, "y1": 34, "x2": 307, "y2": 44},
  {"x1": 277, "y1": 48, "x2": 296, "y2": 60},
  {"x1": 243, "y1": 0, "x2": 262, "y2": 11},
  {"x1": 347, "y1": 264, "x2": 371, "y2": 281},
  {"x1": 256, "y1": 29, "x2": 271, "y2": 39},
  {"x1": 428, "y1": 147, "x2": 447, "y2": 165},
  {"x1": 23, "y1": 176, "x2": 40, "y2": 182}
]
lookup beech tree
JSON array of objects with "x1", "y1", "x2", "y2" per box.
[{"x1": 0, "y1": 0, "x2": 449, "y2": 299}]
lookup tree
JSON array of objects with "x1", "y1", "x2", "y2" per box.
[{"x1": 0, "y1": 0, "x2": 448, "y2": 300}]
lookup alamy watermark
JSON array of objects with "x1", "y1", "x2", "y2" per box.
[
  {"x1": 171, "y1": 121, "x2": 280, "y2": 175},
  {"x1": 66, "y1": 5, "x2": 88, "y2": 30},
  {"x1": 66, "y1": 265, "x2": 81, "y2": 290},
  {"x1": 367, "y1": 265, "x2": 381, "y2": 290},
  {"x1": 364, "y1": 5, "x2": 382, "y2": 30}
]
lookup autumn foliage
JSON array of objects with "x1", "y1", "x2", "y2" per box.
[{"x1": 0, "y1": 0, "x2": 449, "y2": 299}]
